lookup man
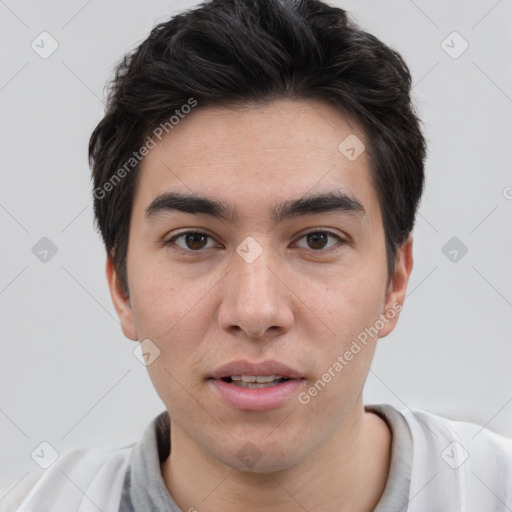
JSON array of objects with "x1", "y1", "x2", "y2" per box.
[{"x1": 6, "y1": 0, "x2": 512, "y2": 510}]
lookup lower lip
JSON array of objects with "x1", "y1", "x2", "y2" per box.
[{"x1": 208, "y1": 378, "x2": 304, "y2": 411}]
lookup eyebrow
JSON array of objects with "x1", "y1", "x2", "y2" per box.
[{"x1": 144, "y1": 190, "x2": 366, "y2": 224}]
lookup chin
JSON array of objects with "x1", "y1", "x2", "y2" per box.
[{"x1": 215, "y1": 439, "x2": 309, "y2": 475}]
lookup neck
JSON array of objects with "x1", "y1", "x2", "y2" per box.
[{"x1": 161, "y1": 401, "x2": 391, "y2": 512}]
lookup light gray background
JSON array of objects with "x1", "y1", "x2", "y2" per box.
[{"x1": 1, "y1": 0, "x2": 511, "y2": 499}]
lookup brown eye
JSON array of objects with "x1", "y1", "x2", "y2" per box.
[
  {"x1": 295, "y1": 231, "x2": 344, "y2": 251},
  {"x1": 184, "y1": 232, "x2": 208, "y2": 250},
  {"x1": 167, "y1": 231, "x2": 215, "y2": 251},
  {"x1": 306, "y1": 232, "x2": 328, "y2": 250}
]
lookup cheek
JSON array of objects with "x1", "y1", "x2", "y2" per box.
[
  {"x1": 127, "y1": 248, "x2": 215, "y2": 339},
  {"x1": 128, "y1": 272, "x2": 216, "y2": 411},
  {"x1": 294, "y1": 266, "x2": 386, "y2": 407},
  {"x1": 297, "y1": 285, "x2": 381, "y2": 418},
  {"x1": 335, "y1": 281, "x2": 386, "y2": 342},
  {"x1": 299, "y1": 264, "x2": 387, "y2": 346}
]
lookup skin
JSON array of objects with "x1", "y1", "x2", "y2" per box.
[{"x1": 107, "y1": 99, "x2": 413, "y2": 512}]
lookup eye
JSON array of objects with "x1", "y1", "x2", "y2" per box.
[
  {"x1": 166, "y1": 231, "x2": 217, "y2": 252},
  {"x1": 164, "y1": 229, "x2": 346, "y2": 253},
  {"x1": 295, "y1": 230, "x2": 345, "y2": 251}
]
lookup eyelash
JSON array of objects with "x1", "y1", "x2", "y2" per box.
[{"x1": 164, "y1": 230, "x2": 347, "y2": 254}]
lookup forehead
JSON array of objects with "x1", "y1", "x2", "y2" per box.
[{"x1": 133, "y1": 99, "x2": 378, "y2": 224}]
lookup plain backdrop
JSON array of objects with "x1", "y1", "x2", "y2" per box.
[{"x1": 1, "y1": 0, "x2": 511, "y2": 497}]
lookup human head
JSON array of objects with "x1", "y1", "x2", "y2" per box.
[
  {"x1": 92, "y1": 0, "x2": 426, "y2": 478},
  {"x1": 89, "y1": 0, "x2": 426, "y2": 300}
]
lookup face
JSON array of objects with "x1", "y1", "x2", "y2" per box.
[{"x1": 107, "y1": 99, "x2": 412, "y2": 473}]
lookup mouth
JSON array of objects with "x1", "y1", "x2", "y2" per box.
[
  {"x1": 218, "y1": 375, "x2": 291, "y2": 389},
  {"x1": 207, "y1": 360, "x2": 305, "y2": 411}
]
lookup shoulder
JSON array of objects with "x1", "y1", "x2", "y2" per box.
[
  {"x1": 399, "y1": 407, "x2": 512, "y2": 511},
  {"x1": 1, "y1": 443, "x2": 133, "y2": 512},
  {"x1": 402, "y1": 407, "x2": 512, "y2": 464}
]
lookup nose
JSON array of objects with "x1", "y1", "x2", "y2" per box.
[{"x1": 217, "y1": 245, "x2": 294, "y2": 340}]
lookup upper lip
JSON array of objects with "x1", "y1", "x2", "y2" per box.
[{"x1": 209, "y1": 360, "x2": 304, "y2": 380}]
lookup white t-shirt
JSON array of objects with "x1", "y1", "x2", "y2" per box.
[{"x1": 3, "y1": 404, "x2": 512, "y2": 511}]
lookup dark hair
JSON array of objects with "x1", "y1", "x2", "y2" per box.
[{"x1": 89, "y1": 0, "x2": 426, "y2": 299}]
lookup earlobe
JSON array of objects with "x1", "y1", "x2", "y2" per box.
[
  {"x1": 378, "y1": 235, "x2": 414, "y2": 339},
  {"x1": 105, "y1": 255, "x2": 139, "y2": 341}
]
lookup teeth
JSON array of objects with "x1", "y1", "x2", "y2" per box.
[
  {"x1": 225, "y1": 376, "x2": 288, "y2": 389},
  {"x1": 230, "y1": 375, "x2": 282, "y2": 383},
  {"x1": 256, "y1": 375, "x2": 277, "y2": 383},
  {"x1": 232, "y1": 380, "x2": 284, "y2": 389}
]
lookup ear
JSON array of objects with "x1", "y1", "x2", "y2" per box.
[
  {"x1": 378, "y1": 235, "x2": 414, "y2": 339},
  {"x1": 105, "y1": 255, "x2": 138, "y2": 341}
]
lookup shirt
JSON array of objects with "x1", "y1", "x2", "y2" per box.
[{"x1": 5, "y1": 403, "x2": 512, "y2": 511}]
